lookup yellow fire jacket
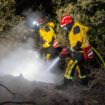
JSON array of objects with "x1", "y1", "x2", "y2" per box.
[
  {"x1": 69, "y1": 21, "x2": 90, "y2": 51},
  {"x1": 39, "y1": 26, "x2": 56, "y2": 48}
]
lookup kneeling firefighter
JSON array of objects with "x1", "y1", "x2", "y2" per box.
[
  {"x1": 60, "y1": 15, "x2": 93, "y2": 85},
  {"x1": 38, "y1": 18, "x2": 59, "y2": 61}
]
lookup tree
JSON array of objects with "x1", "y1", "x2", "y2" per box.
[{"x1": 0, "y1": 0, "x2": 22, "y2": 34}]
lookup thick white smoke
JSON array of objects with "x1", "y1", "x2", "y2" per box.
[
  {"x1": 0, "y1": 46, "x2": 62, "y2": 83},
  {"x1": 0, "y1": 10, "x2": 63, "y2": 83}
]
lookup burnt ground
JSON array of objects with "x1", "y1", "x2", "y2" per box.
[
  {"x1": 0, "y1": 38, "x2": 105, "y2": 105},
  {"x1": 0, "y1": 74, "x2": 105, "y2": 105}
]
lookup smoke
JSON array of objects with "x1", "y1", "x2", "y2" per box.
[
  {"x1": 0, "y1": 10, "x2": 63, "y2": 84},
  {"x1": 0, "y1": 46, "x2": 62, "y2": 84},
  {"x1": 23, "y1": 9, "x2": 46, "y2": 29}
]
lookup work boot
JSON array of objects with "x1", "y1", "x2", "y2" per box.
[{"x1": 80, "y1": 77, "x2": 88, "y2": 86}]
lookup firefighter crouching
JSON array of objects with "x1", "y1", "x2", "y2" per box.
[{"x1": 60, "y1": 15, "x2": 93, "y2": 85}]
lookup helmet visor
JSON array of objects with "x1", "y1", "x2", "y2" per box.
[{"x1": 63, "y1": 22, "x2": 74, "y2": 31}]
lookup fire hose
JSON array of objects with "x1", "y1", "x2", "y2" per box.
[{"x1": 92, "y1": 47, "x2": 105, "y2": 68}]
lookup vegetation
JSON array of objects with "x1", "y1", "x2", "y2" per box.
[
  {"x1": 0, "y1": 0, "x2": 22, "y2": 34},
  {"x1": 0, "y1": 0, "x2": 105, "y2": 105}
]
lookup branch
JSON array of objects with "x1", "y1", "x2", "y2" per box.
[
  {"x1": 0, "y1": 101, "x2": 35, "y2": 105},
  {"x1": 0, "y1": 83, "x2": 15, "y2": 100}
]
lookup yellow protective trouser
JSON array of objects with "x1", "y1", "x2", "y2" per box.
[
  {"x1": 45, "y1": 53, "x2": 51, "y2": 61},
  {"x1": 64, "y1": 59, "x2": 86, "y2": 80}
]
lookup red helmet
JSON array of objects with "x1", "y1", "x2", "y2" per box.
[{"x1": 60, "y1": 15, "x2": 73, "y2": 27}]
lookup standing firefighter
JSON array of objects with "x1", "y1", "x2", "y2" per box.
[
  {"x1": 38, "y1": 18, "x2": 59, "y2": 60},
  {"x1": 60, "y1": 15, "x2": 93, "y2": 85}
]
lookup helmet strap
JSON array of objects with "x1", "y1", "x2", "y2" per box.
[
  {"x1": 67, "y1": 22, "x2": 74, "y2": 31},
  {"x1": 63, "y1": 22, "x2": 74, "y2": 31}
]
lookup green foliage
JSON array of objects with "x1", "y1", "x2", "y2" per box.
[
  {"x1": 0, "y1": 0, "x2": 22, "y2": 33},
  {"x1": 75, "y1": 0, "x2": 105, "y2": 57}
]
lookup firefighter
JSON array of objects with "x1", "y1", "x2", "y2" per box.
[
  {"x1": 38, "y1": 19, "x2": 59, "y2": 61},
  {"x1": 60, "y1": 15, "x2": 93, "y2": 85}
]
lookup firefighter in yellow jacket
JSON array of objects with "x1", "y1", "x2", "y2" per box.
[
  {"x1": 60, "y1": 15, "x2": 93, "y2": 85},
  {"x1": 39, "y1": 20, "x2": 59, "y2": 60}
]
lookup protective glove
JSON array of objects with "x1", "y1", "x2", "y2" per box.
[
  {"x1": 60, "y1": 47, "x2": 68, "y2": 57},
  {"x1": 67, "y1": 46, "x2": 75, "y2": 58},
  {"x1": 68, "y1": 46, "x2": 76, "y2": 52}
]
